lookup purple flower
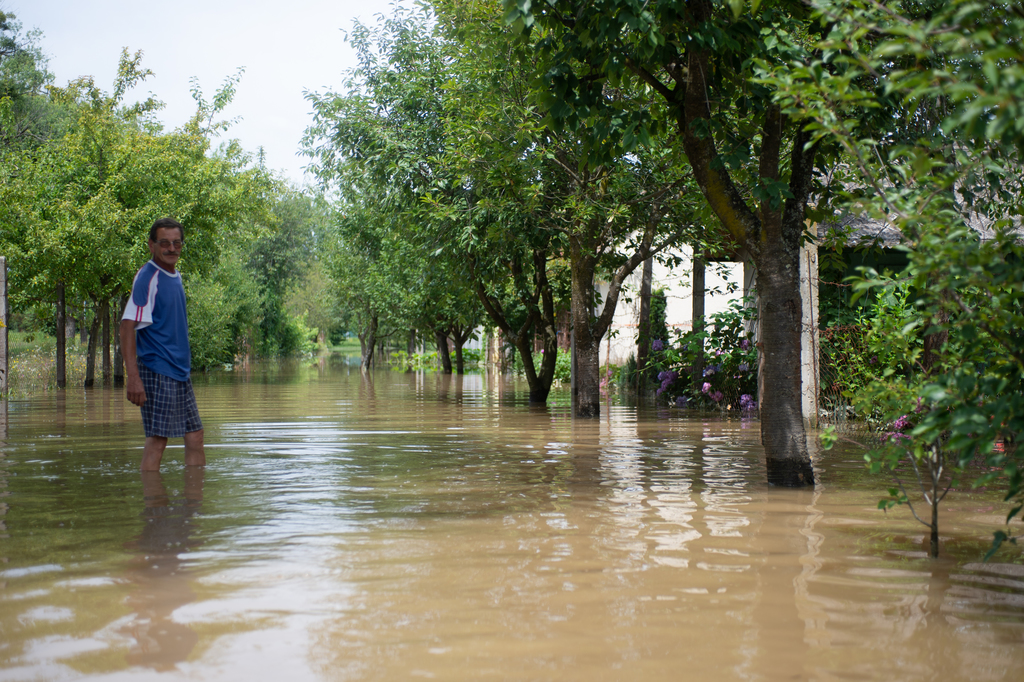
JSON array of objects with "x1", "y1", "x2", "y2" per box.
[
  {"x1": 656, "y1": 370, "x2": 678, "y2": 396},
  {"x1": 740, "y1": 339, "x2": 751, "y2": 350},
  {"x1": 710, "y1": 390, "x2": 725, "y2": 403},
  {"x1": 886, "y1": 432, "x2": 911, "y2": 444},
  {"x1": 881, "y1": 415, "x2": 913, "y2": 444},
  {"x1": 914, "y1": 397, "x2": 926, "y2": 414},
  {"x1": 702, "y1": 382, "x2": 711, "y2": 394},
  {"x1": 703, "y1": 364, "x2": 721, "y2": 377},
  {"x1": 738, "y1": 363, "x2": 749, "y2": 373},
  {"x1": 739, "y1": 394, "x2": 756, "y2": 411},
  {"x1": 676, "y1": 395, "x2": 688, "y2": 408},
  {"x1": 652, "y1": 339, "x2": 664, "y2": 352}
]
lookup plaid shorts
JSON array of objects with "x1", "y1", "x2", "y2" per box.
[{"x1": 139, "y1": 363, "x2": 203, "y2": 438}]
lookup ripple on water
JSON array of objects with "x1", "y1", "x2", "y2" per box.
[{"x1": 0, "y1": 365, "x2": 1021, "y2": 681}]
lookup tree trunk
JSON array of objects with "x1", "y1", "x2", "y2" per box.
[
  {"x1": 84, "y1": 311, "x2": 101, "y2": 388},
  {"x1": 435, "y1": 329, "x2": 453, "y2": 374},
  {"x1": 358, "y1": 315, "x2": 377, "y2": 372},
  {"x1": 756, "y1": 245, "x2": 814, "y2": 486},
  {"x1": 570, "y1": 242, "x2": 602, "y2": 418},
  {"x1": 113, "y1": 295, "x2": 126, "y2": 387},
  {"x1": 691, "y1": 254, "x2": 706, "y2": 390},
  {"x1": 671, "y1": 21, "x2": 815, "y2": 486},
  {"x1": 928, "y1": 444, "x2": 943, "y2": 558},
  {"x1": 56, "y1": 284, "x2": 66, "y2": 389},
  {"x1": 567, "y1": 224, "x2": 655, "y2": 417},
  {"x1": 454, "y1": 340, "x2": 464, "y2": 374},
  {"x1": 635, "y1": 255, "x2": 653, "y2": 392},
  {"x1": 101, "y1": 298, "x2": 111, "y2": 386},
  {"x1": 451, "y1": 324, "x2": 476, "y2": 375}
]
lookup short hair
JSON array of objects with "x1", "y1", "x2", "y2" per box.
[{"x1": 149, "y1": 218, "x2": 184, "y2": 242}]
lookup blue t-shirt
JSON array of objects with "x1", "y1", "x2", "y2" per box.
[{"x1": 122, "y1": 261, "x2": 191, "y2": 381}]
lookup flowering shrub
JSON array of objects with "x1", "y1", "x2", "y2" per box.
[{"x1": 649, "y1": 300, "x2": 758, "y2": 411}]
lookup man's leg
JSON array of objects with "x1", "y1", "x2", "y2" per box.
[
  {"x1": 141, "y1": 436, "x2": 168, "y2": 471},
  {"x1": 183, "y1": 429, "x2": 206, "y2": 467}
]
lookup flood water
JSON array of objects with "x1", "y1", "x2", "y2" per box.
[{"x1": 1, "y1": 356, "x2": 1022, "y2": 681}]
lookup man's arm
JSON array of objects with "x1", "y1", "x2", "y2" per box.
[{"x1": 120, "y1": 319, "x2": 146, "y2": 406}]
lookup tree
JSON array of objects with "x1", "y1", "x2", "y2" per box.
[
  {"x1": 286, "y1": 257, "x2": 342, "y2": 346},
  {"x1": 244, "y1": 191, "x2": 325, "y2": 356},
  {"x1": 0, "y1": 50, "x2": 276, "y2": 384},
  {"x1": 503, "y1": 0, "x2": 842, "y2": 483},
  {"x1": 304, "y1": 4, "x2": 563, "y2": 388},
  {"x1": 0, "y1": 11, "x2": 62, "y2": 151},
  {"x1": 782, "y1": 0, "x2": 1024, "y2": 555},
  {"x1": 434, "y1": 0, "x2": 702, "y2": 412}
]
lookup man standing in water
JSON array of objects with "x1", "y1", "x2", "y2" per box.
[{"x1": 119, "y1": 218, "x2": 205, "y2": 471}]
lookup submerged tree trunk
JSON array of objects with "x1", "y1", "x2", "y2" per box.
[
  {"x1": 100, "y1": 299, "x2": 111, "y2": 386},
  {"x1": 570, "y1": 244, "x2": 602, "y2": 417},
  {"x1": 84, "y1": 311, "x2": 101, "y2": 388},
  {"x1": 756, "y1": 242, "x2": 814, "y2": 486},
  {"x1": 670, "y1": 20, "x2": 816, "y2": 486},
  {"x1": 635, "y1": 256, "x2": 653, "y2": 392},
  {"x1": 454, "y1": 342, "x2": 464, "y2": 374},
  {"x1": 470, "y1": 249, "x2": 559, "y2": 403},
  {"x1": 56, "y1": 284, "x2": 66, "y2": 389},
  {"x1": 450, "y1": 324, "x2": 476, "y2": 375},
  {"x1": 568, "y1": 223, "x2": 655, "y2": 418},
  {"x1": 927, "y1": 444, "x2": 945, "y2": 558},
  {"x1": 358, "y1": 315, "x2": 378, "y2": 372},
  {"x1": 435, "y1": 329, "x2": 453, "y2": 374},
  {"x1": 113, "y1": 295, "x2": 126, "y2": 386}
]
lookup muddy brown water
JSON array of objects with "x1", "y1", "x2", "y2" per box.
[{"x1": 0, "y1": 357, "x2": 1021, "y2": 681}]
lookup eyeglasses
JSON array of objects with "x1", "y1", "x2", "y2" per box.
[{"x1": 155, "y1": 240, "x2": 184, "y2": 249}]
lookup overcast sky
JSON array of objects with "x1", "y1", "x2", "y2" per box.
[{"x1": 8, "y1": 0, "x2": 380, "y2": 186}]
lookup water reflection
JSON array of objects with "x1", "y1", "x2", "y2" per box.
[{"x1": 121, "y1": 469, "x2": 204, "y2": 670}]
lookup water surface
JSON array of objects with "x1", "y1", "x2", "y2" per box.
[{"x1": 1, "y1": 358, "x2": 1022, "y2": 681}]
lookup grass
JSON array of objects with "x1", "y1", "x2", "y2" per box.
[
  {"x1": 4, "y1": 332, "x2": 90, "y2": 397},
  {"x1": 328, "y1": 337, "x2": 362, "y2": 354}
]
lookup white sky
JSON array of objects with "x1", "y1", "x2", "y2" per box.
[{"x1": 8, "y1": 0, "x2": 380, "y2": 187}]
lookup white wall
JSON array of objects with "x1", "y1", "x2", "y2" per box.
[{"x1": 599, "y1": 246, "x2": 745, "y2": 366}]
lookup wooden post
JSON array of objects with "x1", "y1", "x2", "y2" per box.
[
  {"x1": 0, "y1": 257, "x2": 7, "y2": 396},
  {"x1": 635, "y1": 255, "x2": 653, "y2": 391},
  {"x1": 800, "y1": 238, "x2": 820, "y2": 428}
]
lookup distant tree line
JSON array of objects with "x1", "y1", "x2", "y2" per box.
[{"x1": 0, "y1": 11, "x2": 341, "y2": 386}]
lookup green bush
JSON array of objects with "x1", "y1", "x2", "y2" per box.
[
  {"x1": 185, "y1": 249, "x2": 264, "y2": 370},
  {"x1": 184, "y1": 278, "x2": 237, "y2": 370}
]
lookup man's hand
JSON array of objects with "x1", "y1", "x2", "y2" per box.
[{"x1": 126, "y1": 374, "x2": 146, "y2": 406}]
